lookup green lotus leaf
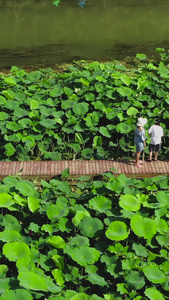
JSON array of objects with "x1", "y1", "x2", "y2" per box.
[
  {"x1": 0, "y1": 230, "x2": 22, "y2": 242},
  {"x1": 40, "y1": 119, "x2": 56, "y2": 129},
  {"x1": 0, "y1": 112, "x2": 8, "y2": 121},
  {"x1": 0, "y1": 193, "x2": 14, "y2": 207},
  {"x1": 2, "y1": 90, "x2": 15, "y2": 100},
  {"x1": 47, "y1": 236, "x2": 66, "y2": 249},
  {"x1": 72, "y1": 210, "x2": 91, "y2": 227},
  {"x1": 0, "y1": 265, "x2": 8, "y2": 279},
  {"x1": 18, "y1": 271, "x2": 47, "y2": 291},
  {"x1": 30, "y1": 99, "x2": 39, "y2": 110},
  {"x1": 85, "y1": 92, "x2": 95, "y2": 101},
  {"x1": 28, "y1": 196, "x2": 40, "y2": 213},
  {"x1": 73, "y1": 102, "x2": 89, "y2": 116},
  {"x1": 14, "y1": 195, "x2": 27, "y2": 207},
  {"x1": 79, "y1": 78, "x2": 90, "y2": 86},
  {"x1": 144, "y1": 287, "x2": 165, "y2": 300},
  {"x1": 47, "y1": 203, "x2": 69, "y2": 220},
  {"x1": 22, "y1": 136, "x2": 35, "y2": 149},
  {"x1": 131, "y1": 215, "x2": 157, "y2": 240},
  {"x1": 106, "y1": 221, "x2": 129, "y2": 241},
  {"x1": 93, "y1": 136, "x2": 102, "y2": 148},
  {"x1": 119, "y1": 194, "x2": 141, "y2": 211},
  {"x1": 125, "y1": 271, "x2": 145, "y2": 289},
  {"x1": 2, "y1": 214, "x2": 21, "y2": 231},
  {"x1": 120, "y1": 74, "x2": 131, "y2": 86},
  {"x1": 81, "y1": 148, "x2": 94, "y2": 159},
  {"x1": 70, "y1": 246, "x2": 100, "y2": 266},
  {"x1": 116, "y1": 122, "x2": 131, "y2": 133},
  {"x1": 105, "y1": 180, "x2": 123, "y2": 194},
  {"x1": 4, "y1": 143, "x2": 16, "y2": 156},
  {"x1": 88, "y1": 195, "x2": 112, "y2": 212},
  {"x1": 117, "y1": 87, "x2": 133, "y2": 97},
  {"x1": 68, "y1": 236, "x2": 90, "y2": 248},
  {"x1": 0, "y1": 278, "x2": 10, "y2": 294},
  {"x1": 127, "y1": 106, "x2": 138, "y2": 116},
  {"x1": 3, "y1": 242, "x2": 31, "y2": 261},
  {"x1": 132, "y1": 243, "x2": 148, "y2": 257},
  {"x1": 16, "y1": 180, "x2": 36, "y2": 197},
  {"x1": 52, "y1": 255, "x2": 64, "y2": 270},
  {"x1": 156, "y1": 191, "x2": 169, "y2": 206},
  {"x1": 52, "y1": 269, "x2": 64, "y2": 286},
  {"x1": 0, "y1": 289, "x2": 33, "y2": 300},
  {"x1": 155, "y1": 218, "x2": 169, "y2": 234},
  {"x1": 156, "y1": 235, "x2": 169, "y2": 247},
  {"x1": 0, "y1": 95, "x2": 7, "y2": 105},
  {"x1": 6, "y1": 122, "x2": 21, "y2": 131},
  {"x1": 143, "y1": 264, "x2": 166, "y2": 284},
  {"x1": 71, "y1": 293, "x2": 90, "y2": 300},
  {"x1": 87, "y1": 273, "x2": 107, "y2": 286},
  {"x1": 98, "y1": 126, "x2": 111, "y2": 138},
  {"x1": 136, "y1": 53, "x2": 147, "y2": 60},
  {"x1": 79, "y1": 217, "x2": 104, "y2": 237},
  {"x1": 4, "y1": 77, "x2": 17, "y2": 86}
]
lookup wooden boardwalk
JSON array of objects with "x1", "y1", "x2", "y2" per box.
[{"x1": 0, "y1": 159, "x2": 168, "y2": 179}]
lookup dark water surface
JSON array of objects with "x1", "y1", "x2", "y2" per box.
[{"x1": 1, "y1": 0, "x2": 169, "y2": 68}]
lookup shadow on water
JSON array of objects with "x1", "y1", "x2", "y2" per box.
[{"x1": 1, "y1": 0, "x2": 169, "y2": 69}]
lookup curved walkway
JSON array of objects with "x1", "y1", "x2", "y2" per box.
[{"x1": 0, "y1": 159, "x2": 168, "y2": 179}]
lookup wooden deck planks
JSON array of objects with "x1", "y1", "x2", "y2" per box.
[{"x1": 0, "y1": 160, "x2": 168, "y2": 179}]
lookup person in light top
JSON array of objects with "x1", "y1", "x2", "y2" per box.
[
  {"x1": 134, "y1": 117, "x2": 147, "y2": 168},
  {"x1": 148, "y1": 119, "x2": 164, "y2": 162}
]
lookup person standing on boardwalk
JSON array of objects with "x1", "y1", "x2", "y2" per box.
[
  {"x1": 134, "y1": 117, "x2": 147, "y2": 168},
  {"x1": 148, "y1": 119, "x2": 164, "y2": 162}
]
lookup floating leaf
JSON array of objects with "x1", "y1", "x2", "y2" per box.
[
  {"x1": 0, "y1": 193, "x2": 14, "y2": 208},
  {"x1": 71, "y1": 293, "x2": 90, "y2": 300},
  {"x1": 3, "y1": 242, "x2": 30, "y2": 261},
  {"x1": 99, "y1": 126, "x2": 111, "y2": 138},
  {"x1": 120, "y1": 74, "x2": 131, "y2": 86},
  {"x1": 79, "y1": 217, "x2": 104, "y2": 237},
  {"x1": 18, "y1": 271, "x2": 47, "y2": 291},
  {"x1": 4, "y1": 143, "x2": 16, "y2": 156},
  {"x1": 52, "y1": 269, "x2": 64, "y2": 286},
  {"x1": 144, "y1": 287, "x2": 165, "y2": 300},
  {"x1": 47, "y1": 236, "x2": 66, "y2": 249},
  {"x1": 4, "y1": 77, "x2": 17, "y2": 86},
  {"x1": 119, "y1": 194, "x2": 141, "y2": 211},
  {"x1": 70, "y1": 247, "x2": 100, "y2": 266},
  {"x1": 47, "y1": 203, "x2": 69, "y2": 220},
  {"x1": 136, "y1": 53, "x2": 147, "y2": 60},
  {"x1": 87, "y1": 273, "x2": 107, "y2": 286},
  {"x1": 89, "y1": 195, "x2": 112, "y2": 212},
  {"x1": 0, "y1": 289, "x2": 33, "y2": 300},
  {"x1": 0, "y1": 265, "x2": 8, "y2": 279},
  {"x1": 106, "y1": 221, "x2": 129, "y2": 241},
  {"x1": 127, "y1": 106, "x2": 138, "y2": 116},
  {"x1": 28, "y1": 196, "x2": 40, "y2": 213},
  {"x1": 73, "y1": 102, "x2": 89, "y2": 116},
  {"x1": 16, "y1": 181, "x2": 36, "y2": 197},
  {"x1": 143, "y1": 264, "x2": 166, "y2": 284},
  {"x1": 131, "y1": 215, "x2": 157, "y2": 240},
  {"x1": 125, "y1": 271, "x2": 145, "y2": 289},
  {"x1": 116, "y1": 122, "x2": 131, "y2": 133},
  {"x1": 0, "y1": 230, "x2": 22, "y2": 242},
  {"x1": 30, "y1": 99, "x2": 39, "y2": 110},
  {"x1": 72, "y1": 210, "x2": 90, "y2": 226}
]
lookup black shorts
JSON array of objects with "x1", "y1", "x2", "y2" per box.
[{"x1": 149, "y1": 144, "x2": 161, "y2": 152}]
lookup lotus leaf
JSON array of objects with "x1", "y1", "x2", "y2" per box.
[
  {"x1": 73, "y1": 102, "x2": 89, "y2": 116},
  {"x1": 16, "y1": 181, "x2": 36, "y2": 197},
  {"x1": 28, "y1": 196, "x2": 40, "y2": 213},
  {"x1": 0, "y1": 112, "x2": 8, "y2": 121},
  {"x1": 47, "y1": 236, "x2": 66, "y2": 249},
  {"x1": 156, "y1": 235, "x2": 169, "y2": 246},
  {"x1": 116, "y1": 122, "x2": 131, "y2": 133},
  {"x1": 52, "y1": 255, "x2": 64, "y2": 270},
  {"x1": 3, "y1": 241, "x2": 30, "y2": 261},
  {"x1": 0, "y1": 230, "x2": 22, "y2": 242},
  {"x1": 68, "y1": 235, "x2": 89, "y2": 247},
  {"x1": 0, "y1": 265, "x2": 8, "y2": 279},
  {"x1": 18, "y1": 271, "x2": 47, "y2": 291},
  {"x1": 117, "y1": 87, "x2": 133, "y2": 97},
  {"x1": 0, "y1": 289, "x2": 33, "y2": 300},
  {"x1": 52, "y1": 269, "x2": 64, "y2": 286},
  {"x1": 143, "y1": 264, "x2": 166, "y2": 284},
  {"x1": 0, "y1": 193, "x2": 14, "y2": 207},
  {"x1": 127, "y1": 106, "x2": 138, "y2": 116},
  {"x1": 120, "y1": 74, "x2": 131, "y2": 86},
  {"x1": 4, "y1": 77, "x2": 17, "y2": 86},
  {"x1": 40, "y1": 119, "x2": 56, "y2": 129},
  {"x1": 71, "y1": 293, "x2": 90, "y2": 300},
  {"x1": 144, "y1": 287, "x2": 165, "y2": 300},
  {"x1": 106, "y1": 221, "x2": 129, "y2": 241},
  {"x1": 79, "y1": 217, "x2": 104, "y2": 237},
  {"x1": 72, "y1": 210, "x2": 90, "y2": 226},
  {"x1": 132, "y1": 243, "x2": 148, "y2": 257},
  {"x1": 105, "y1": 180, "x2": 123, "y2": 194},
  {"x1": 0, "y1": 278, "x2": 10, "y2": 294},
  {"x1": 88, "y1": 195, "x2": 112, "y2": 212},
  {"x1": 47, "y1": 203, "x2": 69, "y2": 220},
  {"x1": 99, "y1": 126, "x2": 111, "y2": 138},
  {"x1": 131, "y1": 215, "x2": 157, "y2": 240},
  {"x1": 4, "y1": 143, "x2": 16, "y2": 156},
  {"x1": 69, "y1": 246, "x2": 100, "y2": 266},
  {"x1": 125, "y1": 271, "x2": 145, "y2": 289},
  {"x1": 156, "y1": 191, "x2": 169, "y2": 206},
  {"x1": 119, "y1": 194, "x2": 141, "y2": 211},
  {"x1": 87, "y1": 273, "x2": 107, "y2": 286},
  {"x1": 2, "y1": 214, "x2": 21, "y2": 231},
  {"x1": 2, "y1": 90, "x2": 15, "y2": 100}
]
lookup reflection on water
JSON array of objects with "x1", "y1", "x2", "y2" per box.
[{"x1": 0, "y1": 0, "x2": 169, "y2": 68}]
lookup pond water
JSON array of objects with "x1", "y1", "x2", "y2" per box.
[{"x1": 1, "y1": 0, "x2": 169, "y2": 68}]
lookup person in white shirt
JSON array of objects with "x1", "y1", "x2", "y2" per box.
[{"x1": 148, "y1": 119, "x2": 164, "y2": 161}]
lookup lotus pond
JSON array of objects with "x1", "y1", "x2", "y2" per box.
[
  {"x1": 0, "y1": 172, "x2": 169, "y2": 299},
  {"x1": 0, "y1": 49, "x2": 169, "y2": 161}
]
